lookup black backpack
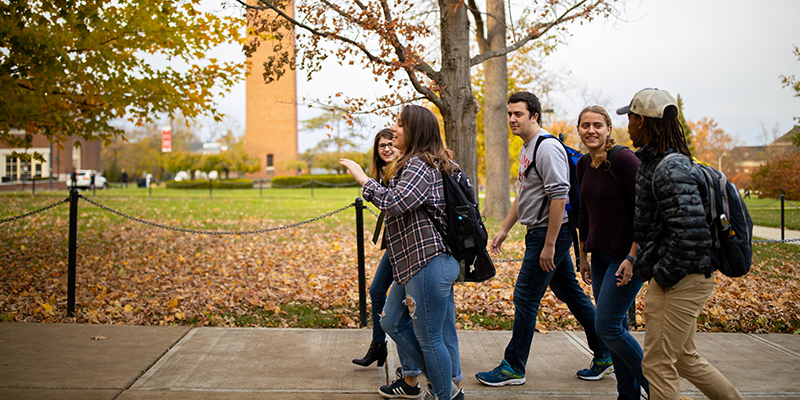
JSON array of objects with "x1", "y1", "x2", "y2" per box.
[
  {"x1": 654, "y1": 154, "x2": 754, "y2": 277},
  {"x1": 423, "y1": 169, "x2": 491, "y2": 281},
  {"x1": 523, "y1": 133, "x2": 583, "y2": 268}
]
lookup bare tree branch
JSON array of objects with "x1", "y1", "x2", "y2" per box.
[
  {"x1": 467, "y1": 0, "x2": 488, "y2": 51},
  {"x1": 470, "y1": 0, "x2": 594, "y2": 66},
  {"x1": 241, "y1": 0, "x2": 395, "y2": 68}
]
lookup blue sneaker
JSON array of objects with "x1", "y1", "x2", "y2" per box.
[
  {"x1": 475, "y1": 360, "x2": 526, "y2": 386},
  {"x1": 576, "y1": 356, "x2": 614, "y2": 381}
]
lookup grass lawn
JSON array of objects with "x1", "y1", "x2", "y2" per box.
[
  {"x1": 745, "y1": 196, "x2": 800, "y2": 231},
  {"x1": 0, "y1": 185, "x2": 366, "y2": 232}
]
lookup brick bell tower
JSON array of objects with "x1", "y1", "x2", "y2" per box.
[{"x1": 244, "y1": 3, "x2": 298, "y2": 180}]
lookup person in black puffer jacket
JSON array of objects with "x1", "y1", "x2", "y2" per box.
[{"x1": 617, "y1": 88, "x2": 744, "y2": 400}]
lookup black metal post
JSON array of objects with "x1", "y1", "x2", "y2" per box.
[
  {"x1": 310, "y1": 180, "x2": 314, "y2": 199},
  {"x1": 781, "y1": 194, "x2": 785, "y2": 241},
  {"x1": 31, "y1": 176, "x2": 35, "y2": 196},
  {"x1": 209, "y1": 178, "x2": 213, "y2": 199},
  {"x1": 67, "y1": 188, "x2": 79, "y2": 318},
  {"x1": 356, "y1": 198, "x2": 367, "y2": 328},
  {"x1": 149, "y1": 178, "x2": 152, "y2": 197},
  {"x1": 259, "y1": 178, "x2": 263, "y2": 198}
]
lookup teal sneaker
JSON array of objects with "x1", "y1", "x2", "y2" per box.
[
  {"x1": 475, "y1": 360, "x2": 526, "y2": 386},
  {"x1": 576, "y1": 356, "x2": 614, "y2": 381}
]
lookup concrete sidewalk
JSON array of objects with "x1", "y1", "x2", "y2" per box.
[
  {"x1": 753, "y1": 225, "x2": 800, "y2": 245},
  {"x1": 1, "y1": 324, "x2": 800, "y2": 399}
]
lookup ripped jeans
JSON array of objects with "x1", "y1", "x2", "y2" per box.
[{"x1": 381, "y1": 253, "x2": 461, "y2": 400}]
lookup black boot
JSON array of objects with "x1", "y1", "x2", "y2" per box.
[{"x1": 352, "y1": 340, "x2": 387, "y2": 367}]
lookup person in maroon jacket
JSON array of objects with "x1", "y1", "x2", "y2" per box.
[{"x1": 576, "y1": 105, "x2": 649, "y2": 399}]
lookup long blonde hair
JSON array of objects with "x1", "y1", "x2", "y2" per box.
[
  {"x1": 384, "y1": 105, "x2": 456, "y2": 182},
  {"x1": 578, "y1": 105, "x2": 616, "y2": 169}
]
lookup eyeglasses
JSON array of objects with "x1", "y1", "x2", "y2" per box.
[{"x1": 378, "y1": 143, "x2": 393, "y2": 149}]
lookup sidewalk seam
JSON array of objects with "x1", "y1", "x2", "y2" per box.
[
  {"x1": 746, "y1": 334, "x2": 800, "y2": 360},
  {"x1": 122, "y1": 327, "x2": 196, "y2": 393}
]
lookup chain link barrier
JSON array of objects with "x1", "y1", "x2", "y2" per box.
[
  {"x1": 362, "y1": 204, "x2": 380, "y2": 218},
  {"x1": 754, "y1": 237, "x2": 800, "y2": 244},
  {"x1": 0, "y1": 197, "x2": 70, "y2": 224},
  {"x1": 270, "y1": 181, "x2": 313, "y2": 188},
  {"x1": 747, "y1": 199, "x2": 780, "y2": 207},
  {"x1": 78, "y1": 194, "x2": 356, "y2": 236},
  {"x1": 270, "y1": 180, "x2": 359, "y2": 188},
  {"x1": 2, "y1": 196, "x2": 797, "y2": 246},
  {"x1": 312, "y1": 180, "x2": 360, "y2": 187}
]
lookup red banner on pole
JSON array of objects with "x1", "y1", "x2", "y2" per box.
[{"x1": 162, "y1": 127, "x2": 172, "y2": 153}]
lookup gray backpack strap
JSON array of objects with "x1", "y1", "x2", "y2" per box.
[
  {"x1": 700, "y1": 167, "x2": 718, "y2": 221},
  {"x1": 718, "y1": 171, "x2": 730, "y2": 217},
  {"x1": 651, "y1": 153, "x2": 684, "y2": 201}
]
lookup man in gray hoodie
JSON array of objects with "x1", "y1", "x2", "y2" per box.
[{"x1": 475, "y1": 91, "x2": 610, "y2": 387}]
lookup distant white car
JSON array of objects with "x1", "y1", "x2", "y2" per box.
[{"x1": 67, "y1": 169, "x2": 107, "y2": 189}]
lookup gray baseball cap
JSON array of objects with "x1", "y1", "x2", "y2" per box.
[{"x1": 616, "y1": 88, "x2": 678, "y2": 118}]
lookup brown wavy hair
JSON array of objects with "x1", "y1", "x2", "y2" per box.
[
  {"x1": 370, "y1": 128, "x2": 394, "y2": 181},
  {"x1": 384, "y1": 104, "x2": 456, "y2": 182},
  {"x1": 578, "y1": 106, "x2": 616, "y2": 169}
]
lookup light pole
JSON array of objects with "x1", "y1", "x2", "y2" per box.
[{"x1": 718, "y1": 153, "x2": 727, "y2": 173}]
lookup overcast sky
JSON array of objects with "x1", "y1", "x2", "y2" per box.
[{"x1": 212, "y1": 0, "x2": 799, "y2": 150}]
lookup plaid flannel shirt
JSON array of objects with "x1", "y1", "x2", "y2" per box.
[{"x1": 362, "y1": 156, "x2": 447, "y2": 285}]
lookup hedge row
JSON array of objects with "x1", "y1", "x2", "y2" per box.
[
  {"x1": 271, "y1": 174, "x2": 356, "y2": 187},
  {"x1": 165, "y1": 178, "x2": 254, "y2": 189}
]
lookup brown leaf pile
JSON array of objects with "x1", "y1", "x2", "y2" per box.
[{"x1": 1, "y1": 214, "x2": 798, "y2": 333}]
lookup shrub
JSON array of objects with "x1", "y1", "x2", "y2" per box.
[
  {"x1": 165, "y1": 178, "x2": 254, "y2": 189},
  {"x1": 751, "y1": 151, "x2": 800, "y2": 200},
  {"x1": 271, "y1": 174, "x2": 357, "y2": 188}
]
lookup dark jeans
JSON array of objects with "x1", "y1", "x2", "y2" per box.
[
  {"x1": 591, "y1": 253, "x2": 648, "y2": 398},
  {"x1": 504, "y1": 224, "x2": 609, "y2": 375}
]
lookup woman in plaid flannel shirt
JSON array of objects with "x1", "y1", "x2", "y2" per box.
[{"x1": 340, "y1": 104, "x2": 465, "y2": 400}]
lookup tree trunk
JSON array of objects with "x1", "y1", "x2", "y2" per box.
[
  {"x1": 439, "y1": 0, "x2": 480, "y2": 199},
  {"x1": 480, "y1": 0, "x2": 509, "y2": 220}
]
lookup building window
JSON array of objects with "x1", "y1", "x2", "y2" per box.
[
  {"x1": 5, "y1": 156, "x2": 17, "y2": 180},
  {"x1": 266, "y1": 154, "x2": 275, "y2": 172},
  {"x1": 35, "y1": 163, "x2": 42, "y2": 177}
]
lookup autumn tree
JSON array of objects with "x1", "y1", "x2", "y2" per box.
[
  {"x1": 688, "y1": 117, "x2": 733, "y2": 172},
  {"x1": 240, "y1": 0, "x2": 617, "y2": 217},
  {"x1": 0, "y1": 0, "x2": 246, "y2": 160},
  {"x1": 751, "y1": 152, "x2": 800, "y2": 200},
  {"x1": 677, "y1": 94, "x2": 693, "y2": 152},
  {"x1": 103, "y1": 114, "x2": 203, "y2": 180},
  {"x1": 474, "y1": 43, "x2": 559, "y2": 189},
  {"x1": 780, "y1": 45, "x2": 800, "y2": 146}
]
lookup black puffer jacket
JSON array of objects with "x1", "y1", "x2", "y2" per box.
[{"x1": 632, "y1": 144, "x2": 712, "y2": 288}]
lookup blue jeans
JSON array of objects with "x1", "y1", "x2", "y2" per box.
[
  {"x1": 504, "y1": 224, "x2": 609, "y2": 375},
  {"x1": 370, "y1": 252, "x2": 420, "y2": 377},
  {"x1": 381, "y1": 254, "x2": 461, "y2": 399},
  {"x1": 591, "y1": 253, "x2": 648, "y2": 399}
]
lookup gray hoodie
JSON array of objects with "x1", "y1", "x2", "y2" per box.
[{"x1": 516, "y1": 129, "x2": 570, "y2": 229}]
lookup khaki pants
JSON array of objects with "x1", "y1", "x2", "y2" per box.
[{"x1": 642, "y1": 273, "x2": 744, "y2": 400}]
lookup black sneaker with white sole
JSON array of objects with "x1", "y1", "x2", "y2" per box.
[{"x1": 379, "y1": 378, "x2": 421, "y2": 399}]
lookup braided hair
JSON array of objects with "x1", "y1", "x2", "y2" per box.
[{"x1": 641, "y1": 104, "x2": 692, "y2": 157}]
